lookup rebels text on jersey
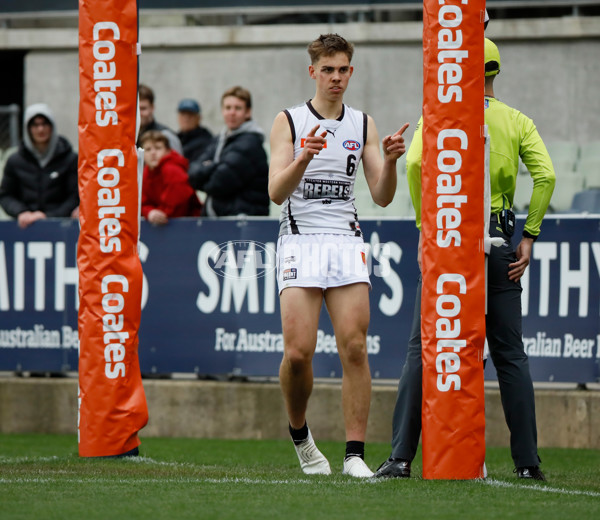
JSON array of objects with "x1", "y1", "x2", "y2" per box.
[{"x1": 278, "y1": 100, "x2": 367, "y2": 237}]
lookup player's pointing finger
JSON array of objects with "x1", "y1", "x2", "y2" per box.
[
  {"x1": 307, "y1": 124, "x2": 321, "y2": 137},
  {"x1": 396, "y1": 123, "x2": 410, "y2": 136}
]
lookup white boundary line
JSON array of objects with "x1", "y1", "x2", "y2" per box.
[
  {"x1": 0, "y1": 477, "x2": 313, "y2": 485},
  {"x1": 481, "y1": 478, "x2": 600, "y2": 498},
  {"x1": 1, "y1": 456, "x2": 599, "y2": 497},
  {"x1": 1, "y1": 476, "x2": 600, "y2": 496}
]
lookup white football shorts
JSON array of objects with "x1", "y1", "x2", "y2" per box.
[{"x1": 276, "y1": 234, "x2": 371, "y2": 294}]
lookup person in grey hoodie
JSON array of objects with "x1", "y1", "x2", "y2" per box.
[
  {"x1": 188, "y1": 86, "x2": 269, "y2": 216},
  {"x1": 0, "y1": 103, "x2": 78, "y2": 228}
]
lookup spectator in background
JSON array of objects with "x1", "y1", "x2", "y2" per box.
[
  {"x1": 176, "y1": 98, "x2": 213, "y2": 163},
  {"x1": 188, "y1": 86, "x2": 269, "y2": 216},
  {"x1": 141, "y1": 130, "x2": 202, "y2": 225},
  {"x1": 138, "y1": 84, "x2": 183, "y2": 155},
  {"x1": 0, "y1": 103, "x2": 78, "y2": 228}
]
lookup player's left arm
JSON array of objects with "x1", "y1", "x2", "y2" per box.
[{"x1": 362, "y1": 117, "x2": 409, "y2": 207}]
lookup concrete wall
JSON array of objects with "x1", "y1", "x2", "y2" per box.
[
  {"x1": 1, "y1": 377, "x2": 598, "y2": 449},
  {"x1": 1, "y1": 17, "x2": 598, "y2": 150}
]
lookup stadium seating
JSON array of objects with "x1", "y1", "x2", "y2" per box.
[
  {"x1": 570, "y1": 188, "x2": 600, "y2": 214},
  {"x1": 546, "y1": 140, "x2": 580, "y2": 177},
  {"x1": 516, "y1": 140, "x2": 600, "y2": 213},
  {"x1": 576, "y1": 141, "x2": 600, "y2": 188},
  {"x1": 578, "y1": 141, "x2": 600, "y2": 162},
  {"x1": 550, "y1": 174, "x2": 585, "y2": 213},
  {"x1": 577, "y1": 162, "x2": 600, "y2": 190},
  {"x1": 577, "y1": 158, "x2": 600, "y2": 188}
]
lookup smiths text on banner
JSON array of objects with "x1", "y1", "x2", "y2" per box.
[
  {"x1": 77, "y1": 0, "x2": 147, "y2": 457},
  {"x1": 421, "y1": 0, "x2": 486, "y2": 478}
]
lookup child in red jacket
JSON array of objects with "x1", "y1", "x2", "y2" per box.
[{"x1": 140, "y1": 130, "x2": 202, "y2": 225}]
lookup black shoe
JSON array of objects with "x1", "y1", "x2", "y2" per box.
[
  {"x1": 373, "y1": 458, "x2": 411, "y2": 478},
  {"x1": 515, "y1": 466, "x2": 546, "y2": 481}
]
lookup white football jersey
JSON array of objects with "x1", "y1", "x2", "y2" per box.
[{"x1": 278, "y1": 100, "x2": 367, "y2": 237}]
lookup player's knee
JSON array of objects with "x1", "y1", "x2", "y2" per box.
[
  {"x1": 340, "y1": 338, "x2": 368, "y2": 367},
  {"x1": 284, "y1": 347, "x2": 313, "y2": 372}
]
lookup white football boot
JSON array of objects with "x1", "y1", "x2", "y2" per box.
[
  {"x1": 293, "y1": 429, "x2": 331, "y2": 475},
  {"x1": 342, "y1": 456, "x2": 374, "y2": 478}
]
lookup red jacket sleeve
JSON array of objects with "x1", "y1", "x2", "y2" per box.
[{"x1": 155, "y1": 161, "x2": 197, "y2": 217}]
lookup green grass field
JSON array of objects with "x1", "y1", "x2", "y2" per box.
[{"x1": 1, "y1": 434, "x2": 599, "y2": 520}]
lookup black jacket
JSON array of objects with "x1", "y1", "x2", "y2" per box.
[
  {"x1": 188, "y1": 121, "x2": 269, "y2": 216},
  {"x1": 178, "y1": 126, "x2": 213, "y2": 163},
  {"x1": 0, "y1": 136, "x2": 79, "y2": 217}
]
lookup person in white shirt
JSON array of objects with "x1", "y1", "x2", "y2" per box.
[{"x1": 268, "y1": 33, "x2": 409, "y2": 478}]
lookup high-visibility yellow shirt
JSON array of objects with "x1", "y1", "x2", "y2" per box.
[{"x1": 406, "y1": 97, "x2": 556, "y2": 238}]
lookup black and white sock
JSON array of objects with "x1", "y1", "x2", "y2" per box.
[
  {"x1": 289, "y1": 422, "x2": 309, "y2": 445},
  {"x1": 345, "y1": 441, "x2": 365, "y2": 460}
]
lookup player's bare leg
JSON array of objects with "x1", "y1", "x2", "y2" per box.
[
  {"x1": 279, "y1": 287, "x2": 331, "y2": 474},
  {"x1": 279, "y1": 286, "x2": 322, "y2": 428},
  {"x1": 325, "y1": 283, "x2": 371, "y2": 441},
  {"x1": 325, "y1": 282, "x2": 374, "y2": 477}
]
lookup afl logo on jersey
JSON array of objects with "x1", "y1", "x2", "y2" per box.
[{"x1": 343, "y1": 140, "x2": 361, "y2": 151}]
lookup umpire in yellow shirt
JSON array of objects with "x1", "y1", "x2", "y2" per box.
[{"x1": 374, "y1": 38, "x2": 555, "y2": 481}]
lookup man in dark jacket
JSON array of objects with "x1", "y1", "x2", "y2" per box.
[
  {"x1": 138, "y1": 84, "x2": 183, "y2": 155},
  {"x1": 188, "y1": 86, "x2": 269, "y2": 216},
  {"x1": 0, "y1": 103, "x2": 78, "y2": 228},
  {"x1": 176, "y1": 98, "x2": 213, "y2": 163}
]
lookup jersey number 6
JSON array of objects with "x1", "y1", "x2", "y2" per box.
[{"x1": 346, "y1": 154, "x2": 356, "y2": 176}]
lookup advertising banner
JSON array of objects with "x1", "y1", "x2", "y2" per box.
[
  {"x1": 0, "y1": 217, "x2": 598, "y2": 382},
  {"x1": 77, "y1": 0, "x2": 147, "y2": 457},
  {"x1": 420, "y1": 0, "x2": 486, "y2": 479}
]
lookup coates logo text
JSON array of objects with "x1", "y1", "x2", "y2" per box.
[
  {"x1": 343, "y1": 140, "x2": 360, "y2": 151},
  {"x1": 208, "y1": 241, "x2": 276, "y2": 280}
]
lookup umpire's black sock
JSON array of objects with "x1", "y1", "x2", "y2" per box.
[
  {"x1": 345, "y1": 441, "x2": 365, "y2": 460},
  {"x1": 289, "y1": 422, "x2": 309, "y2": 445}
]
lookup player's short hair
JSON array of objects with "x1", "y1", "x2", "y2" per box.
[
  {"x1": 140, "y1": 130, "x2": 170, "y2": 149},
  {"x1": 221, "y1": 86, "x2": 252, "y2": 110},
  {"x1": 307, "y1": 34, "x2": 354, "y2": 64},
  {"x1": 138, "y1": 84, "x2": 155, "y2": 105}
]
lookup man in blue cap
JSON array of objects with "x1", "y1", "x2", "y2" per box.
[{"x1": 177, "y1": 98, "x2": 213, "y2": 163}]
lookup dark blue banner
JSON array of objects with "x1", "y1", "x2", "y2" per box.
[{"x1": 0, "y1": 216, "x2": 598, "y2": 382}]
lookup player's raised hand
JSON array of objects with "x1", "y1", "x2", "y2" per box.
[
  {"x1": 382, "y1": 122, "x2": 410, "y2": 160},
  {"x1": 300, "y1": 124, "x2": 328, "y2": 162}
]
